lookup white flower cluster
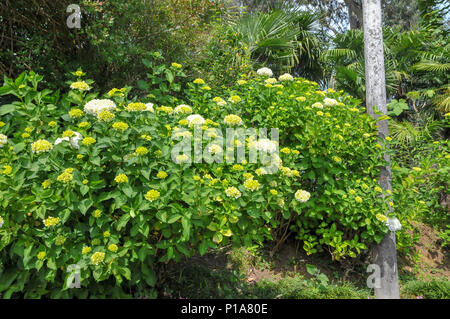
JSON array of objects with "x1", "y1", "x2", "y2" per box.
[
  {"x1": 0, "y1": 134, "x2": 7, "y2": 148},
  {"x1": 312, "y1": 102, "x2": 323, "y2": 109},
  {"x1": 260, "y1": 153, "x2": 282, "y2": 174},
  {"x1": 254, "y1": 138, "x2": 277, "y2": 154},
  {"x1": 55, "y1": 131, "x2": 83, "y2": 149},
  {"x1": 174, "y1": 104, "x2": 193, "y2": 114},
  {"x1": 145, "y1": 103, "x2": 154, "y2": 112},
  {"x1": 173, "y1": 128, "x2": 192, "y2": 138},
  {"x1": 84, "y1": 99, "x2": 117, "y2": 116},
  {"x1": 186, "y1": 114, "x2": 205, "y2": 125},
  {"x1": 323, "y1": 98, "x2": 339, "y2": 107},
  {"x1": 295, "y1": 190, "x2": 311, "y2": 203},
  {"x1": 257, "y1": 67, "x2": 273, "y2": 77},
  {"x1": 225, "y1": 186, "x2": 241, "y2": 199},
  {"x1": 278, "y1": 73, "x2": 294, "y2": 81},
  {"x1": 386, "y1": 217, "x2": 402, "y2": 232},
  {"x1": 208, "y1": 144, "x2": 222, "y2": 154},
  {"x1": 0, "y1": 216, "x2": 4, "y2": 228}
]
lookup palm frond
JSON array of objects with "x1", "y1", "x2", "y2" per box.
[{"x1": 412, "y1": 61, "x2": 450, "y2": 72}]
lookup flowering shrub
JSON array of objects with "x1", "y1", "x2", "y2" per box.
[
  {"x1": 0, "y1": 65, "x2": 405, "y2": 297},
  {"x1": 186, "y1": 71, "x2": 399, "y2": 259}
]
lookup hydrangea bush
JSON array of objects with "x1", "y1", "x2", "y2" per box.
[{"x1": 0, "y1": 65, "x2": 405, "y2": 297}]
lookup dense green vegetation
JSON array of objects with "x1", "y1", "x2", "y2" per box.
[{"x1": 0, "y1": 0, "x2": 448, "y2": 299}]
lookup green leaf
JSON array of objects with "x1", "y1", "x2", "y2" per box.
[
  {"x1": 167, "y1": 214, "x2": 182, "y2": 224},
  {"x1": 137, "y1": 80, "x2": 149, "y2": 90},
  {"x1": 116, "y1": 214, "x2": 131, "y2": 231},
  {"x1": 79, "y1": 198, "x2": 93, "y2": 215},
  {"x1": 0, "y1": 104, "x2": 16, "y2": 115},
  {"x1": 199, "y1": 240, "x2": 209, "y2": 256},
  {"x1": 118, "y1": 267, "x2": 131, "y2": 280},
  {"x1": 12, "y1": 142, "x2": 25, "y2": 153},
  {"x1": 165, "y1": 69, "x2": 174, "y2": 83}
]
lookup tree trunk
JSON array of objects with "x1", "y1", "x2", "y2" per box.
[
  {"x1": 362, "y1": 0, "x2": 400, "y2": 299},
  {"x1": 345, "y1": 0, "x2": 363, "y2": 29}
]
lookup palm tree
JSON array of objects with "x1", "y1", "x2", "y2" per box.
[
  {"x1": 230, "y1": 8, "x2": 325, "y2": 79},
  {"x1": 321, "y1": 25, "x2": 449, "y2": 113}
]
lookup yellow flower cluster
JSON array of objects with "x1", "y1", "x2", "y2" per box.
[
  {"x1": 141, "y1": 134, "x2": 152, "y2": 141},
  {"x1": 82, "y1": 137, "x2": 96, "y2": 146},
  {"x1": 255, "y1": 167, "x2": 267, "y2": 176},
  {"x1": 295, "y1": 189, "x2": 310, "y2": 203},
  {"x1": 157, "y1": 171, "x2": 168, "y2": 179},
  {"x1": 135, "y1": 146, "x2": 149, "y2": 155},
  {"x1": 115, "y1": 174, "x2": 128, "y2": 183},
  {"x1": 70, "y1": 81, "x2": 90, "y2": 91},
  {"x1": 126, "y1": 102, "x2": 147, "y2": 111},
  {"x1": 176, "y1": 154, "x2": 189, "y2": 163},
  {"x1": 279, "y1": 166, "x2": 299, "y2": 177},
  {"x1": 55, "y1": 235, "x2": 66, "y2": 246},
  {"x1": 82, "y1": 246, "x2": 92, "y2": 254},
  {"x1": 193, "y1": 78, "x2": 205, "y2": 84},
  {"x1": 69, "y1": 108, "x2": 84, "y2": 118},
  {"x1": 97, "y1": 110, "x2": 115, "y2": 122},
  {"x1": 78, "y1": 121, "x2": 90, "y2": 128},
  {"x1": 37, "y1": 251, "x2": 46, "y2": 260},
  {"x1": 174, "y1": 104, "x2": 193, "y2": 114},
  {"x1": 212, "y1": 97, "x2": 227, "y2": 106},
  {"x1": 145, "y1": 189, "x2": 160, "y2": 202},
  {"x1": 43, "y1": 216, "x2": 60, "y2": 227},
  {"x1": 265, "y1": 78, "x2": 277, "y2": 84},
  {"x1": 158, "y1": 106, "x2": 174, "y2": 114},
  {"x1": 112, "y1": 121, "x2": 129, "y2": 131},
  {"x1": 57, "y1": 168, "x2": 74, "y2": 183},
  {"x1": 244, "y1": 179, "x2": 260, "y2": 191},
  {"x1": 228, "y1": 95, "x2": 242, "y2": 104},
  {"x1": 172, "y1": 62, "x2": 182, "y2": 68},
  {"x1": 31, "y1": 139, "x2": 53, "y2": 154},
  {"x1": 93, "y1": 209, "x2": 102, "y2": 218},
  {"x1": 107, "y1": 88, "x2": 126, "y2": 96},
  {"x1": 108, "y1": 244, "x2": 118, "y2": 252},
  {"x1": 224, "y1": 114, "x2": 243, "y2": 126},
  {"x1": 2, "y1": 165, "x2": 12, "y2": 175},
  {"x1": 374, "y1": 186, "x2": 383, "y2": 192},
  {"x1": 62, "y1": 130, "x2": 75, "y2": 138},
  {"x1": 225, "y1": 186, "x2": 241, "y2": 199},
  {"x1": 42, "y1": 179, "x2": 51, "y2": 189},
  {"x1": 91, "y1": 252, "x2": 105, "y2": 265}
]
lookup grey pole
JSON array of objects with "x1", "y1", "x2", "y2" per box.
[{"x1": 362, "y1": 0, "x2": 400, "y2": 299}]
